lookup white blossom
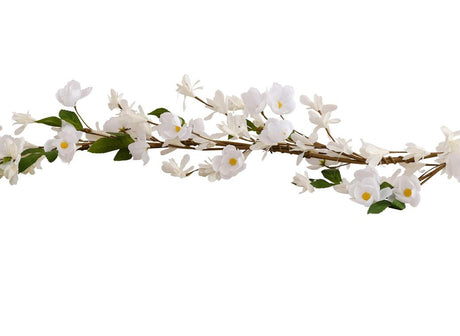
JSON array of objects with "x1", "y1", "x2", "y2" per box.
[
  {"x1": 108, "y1": 89, "x2": 124, "y2": 110},
  {"x1": 241, "y1": 88, "x2": 266, "y2": 116},
  {"x1": 259, "y1": 118, "x2": 293, "y2": 145},
  {"x1": 161, "y1": 154, "x2": 194, "y2": 178},
  {"x1": 266, "y1": 83, "x2": 296, "y2": 115},
  {"x1": 0, "y1": 135, "x2": 25, "y2": 185},
  {"x1": 176, "y1": 74, "x2": 202, "y2": 109},
  {"x1": 128, "y1": 138, "x2": 150, "y2": 165},
  {"x1": 205, "y1": 90, "x2": 228, "y2": 119},
  {"x1": 300, "y1": 94, "x2": 337, "y2": 113},
  {"x1": 348, "y1": 167, "x2": 392, "y2": 206},
  {"x1": 308, "y1": 110, "x2": 340, "y2": 142},
  {"x1": 393, "y1": 174, "x2": 421, "y2": 207},
  {"x1": 12, "y1": 112, "x2": 36, "y2": 135},
  {"x1": 227, "y1": 95, "x2": 245, "y2": 111},
  {"x1": 198, "y1": 160, "x2": 221, "y2": 182},
  {"x1": 211, "y1": 145, "x2": 246, "y2": 179},
  {"x1": 56, "y1": 80, "x2": 92, "y2": 107},
  {"x1": 327, "y1": 138, "x2": 353, "y2": 155},
  {"x1": 359, "y1": 140, "x2": 389, "y2": 167},
  {"x1": 290, "y1": 132, "x2": 315, "y2": 165},
  {"x1": 305, "y1": 157, "x2": 337, "y2": 170},
  {"x1": 292, "y1": 171, "x2": 314, "y2": 193},
  {"x1": 217, "y1": 113, "x2": 251, "y2": 139},
  {"x1": 436, "y1": 126, "x2": 460, "y2": 182},
  {"x1": 404, "y1": 143, "x2": 430, "y2": 162},
  {"x1": 103, "y1": 106, "x2": 152, "y2": 140},
  {"x1": 44, "y1": 123, "x2": 82, "y2": 163},
  {"x1": 157, "y1": 112, "x2": 191, "y2": 141}
]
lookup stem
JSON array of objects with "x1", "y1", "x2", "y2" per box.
[{"x1": 74, "y1": 106, "x2": 92, "y2": 130}]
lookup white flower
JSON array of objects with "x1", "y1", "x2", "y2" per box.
[
  {"x1": 103, "y1": 106, "x2": 152, "y2": 140},
  {"x1": 259, "y1": 118, "x2": 293, "y2": 145},
  {"x1": 108, "y1": 89, "x2": 124, "y2": 110},
  {"x1": 0, "y1": 135, "x2": 25, "y2": 185},
  {"x1": 241, "y1": 88, "x2": 266, "y2": 116},
  {"x1": 333, "y1": 178, "x2": 350, "y2": 194},
  {"x1": 404, "y1": 143, "x2": 430, "y2": 162},
  {"x1": 205, "y1": 90, "x2": 228, "y2": 119},
  {"x1": 217, "y1": 113, "x2": 251, "y2": 139},
  {"x1": 266, "y1": 83, "x2": 296, "y2": 115},
  {"x1": 305, "y1": 157, "x2": 337, "y2": 170},
  {"x1": 436, "y1": 127, "x2": 460, "y2": 182},
  {"x1": 56, "y1": 80, "x2": 92, "y2": 107},
  {"x1": 359, "y1": 140, "x2": 389, "y2": 167},
  {"x1": 157, "y1": 112, "x2": 191, "y2": 141},
  {"x1": 211, "y1": 145, "x2": 246, "y2": 179},
  {"x1": 12, "y1": 112, "x2": 36, "y2": 135},
  {"x1": 128, "y1": 138, "x2": 150, "y2": 165},
  {"x1": 227, "y1": 95, "x2": 245, "y2": 111},
  {"x1": 292, "y1": 171, "x2": 314, "y2": 193},
  {"x1": 300, "y1": 94, "x2": 337, "y2": 113},
  {"x1": 198, "y1": 160, "x2": 221, "y2": 182},
  {"x1": 44, "y1": 123, "x2": 82, "y2": 163},
  {"x1": 290, "y1": 132, "x2": 315, "y2": 165},
  {"x1": 161, "y1": 154, "x2": 194, "y2": 178},
  {"x1": 393, "y1": 174, "x2": 421, "y2": 207},
  {"x1": 327, "y1": 138, "x2": 353, "y2": 155},
  {"x1": 348, "y1": 167, "x2": 392, "y2": 206},
  {"x1": 176, "y1": 74, "x2": 202, "y2": 110},
  {"x1": 308, "y1": 110, "x2": 340, "y2": 142}
]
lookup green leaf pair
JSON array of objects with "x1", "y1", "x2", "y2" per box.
[
  {"x1": 18, "y1": 148, "x2": 58, "y2": 173},
  {"x1": 367, "y1": 182, "x2": 406, "y2": 214},
  {"x1": 88, "y1": 132, "x2": 135, "y2": 161},
  {"x1": 35, "y1": 110, "x2": 84, "y2": 131},
  {"x1": 309, "y1": 168, "x2": 342, "y2": 189}
]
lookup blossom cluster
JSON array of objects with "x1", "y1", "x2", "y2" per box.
[{"x1": 1, "y1": 76, "x2": 459, "y2": 214}]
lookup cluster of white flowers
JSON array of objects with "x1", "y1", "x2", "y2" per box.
[{"x1": 1, "y1": 75, "x2": 459, "y2": 214}]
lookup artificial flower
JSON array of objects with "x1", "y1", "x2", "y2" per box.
[
  {"x1": 44, "y1": 123, "x2": 82, "y2": 163},
  {"x1": 327, "y1": 138, "x2": 353, "y2": 156},
  {"x1": 292, "y1": 171, "x2": 314, "y2": 193},
  {"x1": 128, "y1": 138, "x2": 150, "y2": 165},
  {"x1": 348, "y1": 167, "x2": 392, "y2": 206},
  {"x1": 404, "y1": 143, "x2": 430, "y2": 162},
  {"x1": 157, "y1": 112, "x2": 191, "y2": 141},
  {"x1": 300, "y1": 94, "x2": 337, "y2": 113},
  {"x1": 266, "y1": 83, "x2": 296, "y2": 115},
  {"x1": 259, "y1": 118, "x2": 293, "y2": 145},
  {"x1": 308, "y1": 110, "x2": 340, "y2": 142},
  {"x1": 393, "y1": 174, "x2": 421, "y2": 207},
  {"x1": 161, "y1": 154, "x2": 194, "y2": 178},
  {"x1": 211, "y1": 145, "x2": 246, "y2": 179},
  {"x1": 12, "y1": 112, "x2": 35, "y2": 135},
  {"x1": 359, "y1": 140, "x2": 389, "y2": 167},
  {"x1": 176, "y1": 74, "x2": 203, "y2": 109},
  {"x1": 56, "y1": 80, "x2": 92, "y2": 107},
  {"x1": 241, "y1": 88, "x2": 266, "y2": 116}
]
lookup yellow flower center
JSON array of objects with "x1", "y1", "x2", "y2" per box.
[
  {"x1": 175, "y1": 126, "x2": 181, "y2": 132},
  {"x1": 60, "y1": 141, "x2": 69, "y2": 149},
  {"x1": 277, "y1": 101, "x2": 283, "y2": 109},
  {"x1": 362, "y1": 192, "x2": 371, "y2": 201},
  {"x1": 229, "y1": 158, "x2": 238, "y2": 166},
  {"x1": 403, "y1": 188, "x2": 412, "y2": 197}
]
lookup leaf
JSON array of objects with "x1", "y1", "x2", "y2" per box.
[
  {"x1": 2, "y1": 156, "x2": 12, "y2": 163},
  {"x1": 367, "y1": 200, "x2": 392, "y2": 214},
  {"x1": 88, "y1": 134, "x2": 134, "y2": 153},
  {"x1": 18, "y1": 153, "x2": 44, "y2": 173},
  {"x1": 148, "y1": 107, "x2": 169, "y2": 118},
  {"x1": 310, "y1": 179, "x2": 334, "y2": 188},
  {"x1": 380, "y1": 181, "x2": 394, "y2": 190},
  {"x1": 45, "y1": 149, "x2": 59, "y2": 163},
  {"x1": 389, "y1": 199, "x2": 406, "y2": 210},
  {"x1": 179, "y1": 116, "x2": 186, "y2": 126},
  {"x1": 114, "y1": 148, "x2": 132, "y2": 161},
  {"x1": 35, "y1": 116, "x2": 62, "y2": 127},
  {"x1": 59, "y1": 109, "x2": 83, "y2": 131},
  {"x1": 321, "y1": 169, "x2": 342, "y2": 184},
  {"x1": 246, "y1": 119, "x2": 258, "y2": 133},
  {"x1": 21, "y1": 148, "x2": 45, "y2": 156}
]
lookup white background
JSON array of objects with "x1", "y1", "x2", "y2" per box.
[{"x1": 1, "y1": 0, "x2": 460, "y2": 335}]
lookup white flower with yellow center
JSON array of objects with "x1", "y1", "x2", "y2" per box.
[
  {"x1": 56, "y1": 80, "x2": 92, "y2": 107},
  {"x1": 259, "y1": 118, "x2": 293, "y2": 145},
  {"x1": 266, "y1": 83, "x2": 296, "y2": 115},
  {"x1": 128, "y1": 139, "x2": 150, "y2": 165},
  {"x1": 211, "y1": 145, "x2": 246, "y2": 179},
  {"x1": 241, "y1": 88, "x2": 266, "y2": 116},
  {"x1": 157, "y1": 112, "x2": 191, "y2": 141},
  {"x1": 359, "y1": 140, "x2": 389, "y2": 167},
  {"x1": 393, "y1": 174, "x2": 421, "y2": 207},
  {"x1": 348, "y1": 167, "x2": 392, "y2": 206},
  {"x1": 44, "y1": 124, "x2": 82, "y2": 163}
]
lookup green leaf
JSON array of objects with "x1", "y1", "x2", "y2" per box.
[
  {"x1": 45, "y1": 149, "x2": 59, "y2": 163},
  {"x1": 310, "y1": 179, "x2": 335, "y2": 188},
  {"x1": 148, "y1": 107, "x2": 169, "y2": 118},
  {"x1": 18, "y1": 153, "x2": 44, "y2": 173},
  {"x1": 380, "y1": 181, "x2": 394, "y2": 190},
  {"x1": 367, "y1": 200, "x2": 392, "y2": 214},
  {"x1": 179, "y1": 116, "x2": 186, "y2": 126},
  {"x1": 389, "y1": 199, "x2": 406, "y2": 210},
  {"x1": 321, "y1": 169, "x2": 342, "y2": 184},
  {"x1": 2, "y1": 156, "x2": 12, "y2": 163},
  {"x1": 88, "y1": 134, "x2": 134, "y2": 153},
  {"x1": 35, "y1": 116, "x2": 62, "y2": 127},
  {"x1": 21, "y1": 148, "x2": 45, "y2": 156},
  {"x1": 113, "y1": 148, "x2": 132, "y2": 161},
  {"x1": 246, "y1": 119, "x2": 260, "y2": 134},
  {"x1": 59, "y1": 109, "x2": 83, "y2": 131}
]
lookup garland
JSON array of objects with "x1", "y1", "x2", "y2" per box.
[{"x1": 1, "y1": 76, "x2": 458, "y2": 214}]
